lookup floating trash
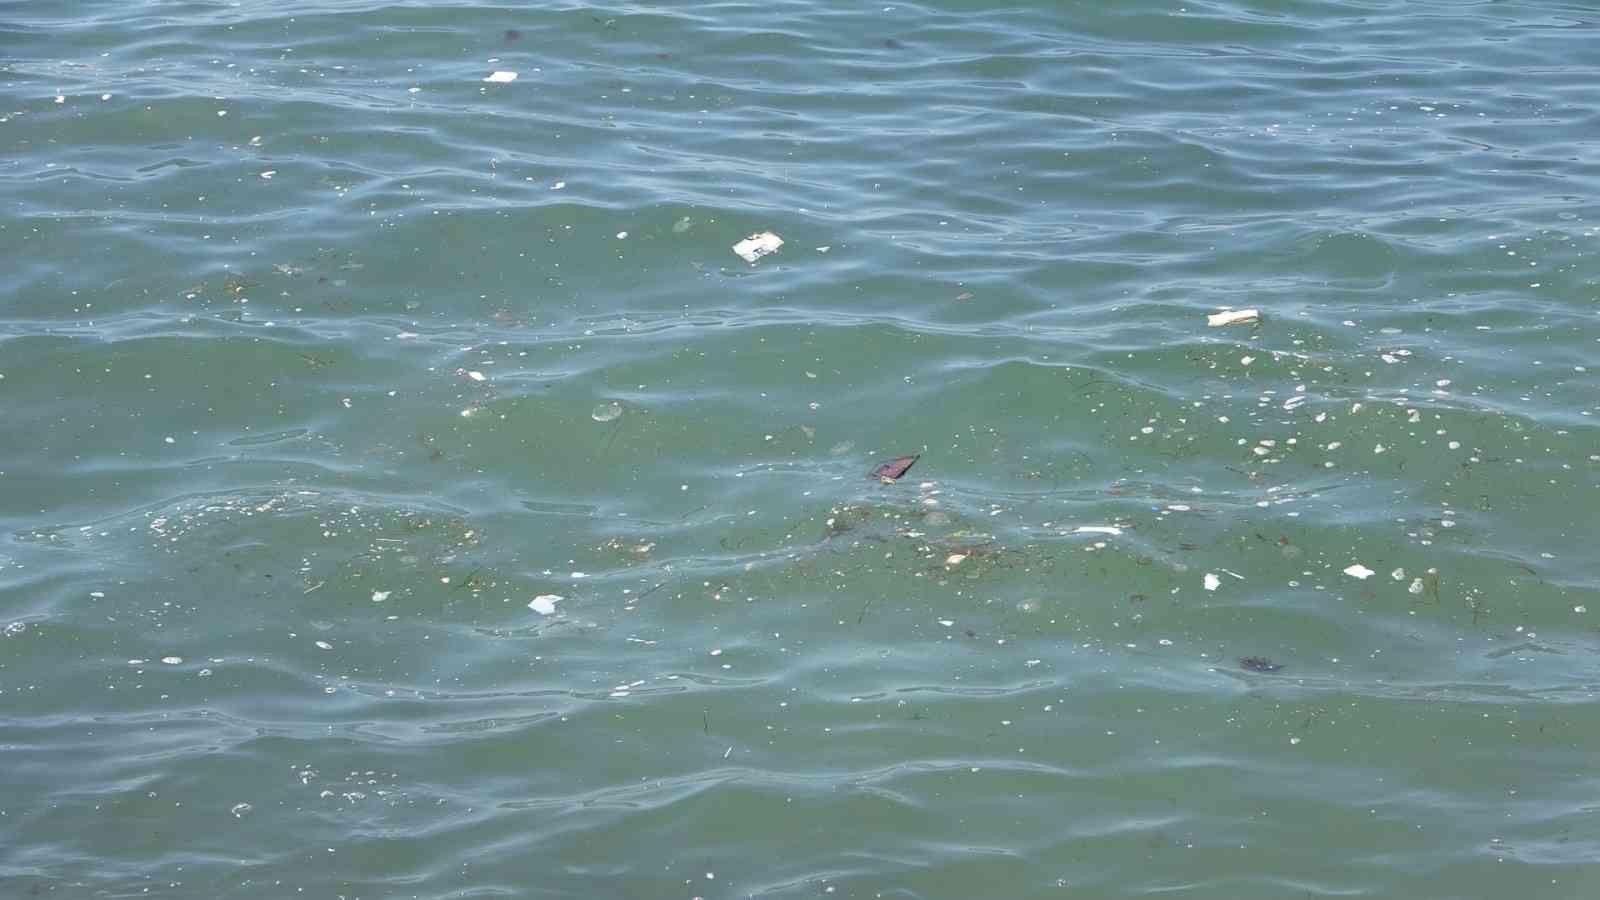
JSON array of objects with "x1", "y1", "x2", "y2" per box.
[
  {"x1": 529, "y1": 594, "x2": 562, "y2": 615},
  {"x1": 732, "y1": 231, "x2": 784, "y2": 263},
  {"x1": 1344, "y1": 563, "x2": 1375, "y2": 580},
  {"x1": 1207, "y1": 308, "x2": 1261, "y2": 327},
  {"x1": 871, "y1": 454, "x2": 919, "y2": 482},
  {"x1": 483, "y1": 71, "x2": 518, "y2": 83},
  {"x1": 1238, "y1": 656, "x2": 1282, "y2": 673},
  {"x1": 1203, "y1": 573, "x2": 1221, "y2": 591},
  {"x1": 591, "y1": 402, "x2": 623, "y2": 423}
]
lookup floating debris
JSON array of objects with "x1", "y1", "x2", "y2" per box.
[
  {"x1": 1344, "y1": 563, "x2": 1375, "y2": 580},
  {"x1": 591, "y1": 401, "x2": 623, "y2": 423},
  {"x1": 483, "y1": 71, "x2": 518, "y2": 83},
  {"x1": 732, "y1": 231, "x2": 784, "y2": 263},
  {"x1": 1073, "y1": 525, "x2": 1123, "y2": 536},
  {"x1": 528, "y1": 594, "x2": 562, "y2": 615},
  {"x1": 1207, "y1": 308, "x2": 1261, "y2": 327},
  {"x1": 1203, "y1": 573, "x2": 1221, "y2": 592},
  {"x1": 871, "y1": 454, "x2": 920, "y2": 482},
  {"x1": 1238, "y1": 656, "x2": 1282, "y2": 673}
]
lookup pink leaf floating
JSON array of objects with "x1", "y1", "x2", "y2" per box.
[{"x1": 870, "y1": 454, "x2": 920, "y2": 482}]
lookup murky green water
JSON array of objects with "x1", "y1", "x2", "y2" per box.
[{"x1": 3, "y1": 2, "x2": 1598, "y2": 897}]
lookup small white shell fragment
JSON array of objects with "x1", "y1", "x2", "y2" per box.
[
  {"x1": 1203, "y1": 573, "x2": 1221, "y2": 592},
  {"x1": 1344, "y1": 564, "x2": 1375, "y2": 580},
  {"x1": 483, "y1": 71, "x2": 518, "y2": 83},
  {"x1": 529, "y1": 594, "x2": 562, "y2": 615},
  {"x1": 370, "y1": 590, "x2": 391, "y2": 603},
  {"x1": 732, "y1": 231, "x2": 784, "y2": 263},
  {"x1": 1207, "y1": 308, "x2": 1261, "y2": 327},
  {"x1": 1073, "y1": 525, "x2": 1123, "y2": 536}
]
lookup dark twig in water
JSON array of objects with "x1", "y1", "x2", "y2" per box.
[{"x1": 702, "y1": 709, "x2": 710, "y2": 735}]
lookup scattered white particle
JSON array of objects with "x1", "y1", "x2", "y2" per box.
[
  {"x1": 529, "y1": 594, "x2": 562, "y2": 615},
  {"x1": 1344, "y1": 564, "x2": 1375, "y2": 580},
  {"x1": 1203, "y1": 573, "x2": 1221, "y2": 592}
]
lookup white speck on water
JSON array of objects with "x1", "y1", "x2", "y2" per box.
[
  {"x1": 164, "y1": 436, "x2": 176, "y2": 444},
  {"x1": 709, "y1": 648, "x2": 723, "y2": 656},
  {"x1": 616, "y1": 231, "x2": 628, "y2": 239},
  {"x1": 1239, "y1": 355, "x2": 1256, "y2": 366},
  {"x1": 1203, "y1": 573, "x2": 1221, "y2": 592},
  {"x1": 1074, "y1": 525, "x2": 1123, "y2": 536},
  {"x1": 1390, "y1": 568, "x2": 1406, "y2": 580},
  {"x1": 591, "y1": 401, "x2": 623, "y2": 422},
  {"x1": 1575, "y1": 605, "x2": 1588, "y2": 614},
  {"x1": 551, "y1": 181, "x2": 566, "y2": 190},
  {"x1": 465, "y1": 370, "x2": 486, "y2": 381},
  {"x1": 484, "y1": 71, "x2": 518, "y2": 83},
  {"x1": 570, "y1": 571, "x2": 587, "y2": 579},
  {"x1": 938, "y1": 619, "x2": 955, "y2": 627},
  {"x1": 162, "y1": 656, "x2": 183, "y2": 665},
  {"x1": 370, "y1": 590, "x2": 391, "y2": 602},
  {"x1": 529, "y1": 594, "x2": 562, "y2": 615},
  {"x1": 1344, "y1": 564, "x2": 1375, "y2": 580},
  {"x1": 259, "y1": 170, "x2": 276, "y2": 179},
  {"x1": 314, "y1": 640, "x2": 333, "y2": 650},
  {"x1": 3, "y1": 622, "x2": 26, "y2": 637}
]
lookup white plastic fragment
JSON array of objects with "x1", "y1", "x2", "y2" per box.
[
  {"x1": 1344, "y1": 564, "x2": 1375, "y2": 580},
  {"x1": 1073, "y1": 525, "x2": 1123, "y2": 536},
  {"x1": 484, "y1": 71, "x2": 518, "y2": 83},
  {"x1": 732, "y1": 231, "x2": 784, "y2": 263},
  {"x1": 1207, "y1": 308, "x2": 1261, "y2": 327},
  {"x1": 529, "y1": 594, "x2": 562, "y2": 615},
  {"x1": 1203, "y1": 573, "x2": 1221, "y2": 592},
  {"x1": 370, "y1": 590, "x2": 391, "y2": 603},
  {"x1": 945, "y1": 553, "x2": 968, "y2": 567}
]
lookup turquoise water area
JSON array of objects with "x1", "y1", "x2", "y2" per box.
[{"x1": 2, "y1": 1, "x2": 1598, "y2": 897}]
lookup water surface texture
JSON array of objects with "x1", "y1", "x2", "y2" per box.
[{"x1": 3, "y1": 1, "x2": 1599, "y2": 897}]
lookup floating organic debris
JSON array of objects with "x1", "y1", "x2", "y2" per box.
[
  {"x1": 1207, "y1": 308, "x2": 1261, "y2": 327},
  {"x1": 871, "y1": 454, "x2": 919, "y2": 482},
  {"x1": 591, "y1": 401, "x2": 623, "y2": 423},
  {"x1": 732, "y1": 231, "x2": 783, "y2": 263},
  {"x1": 1239, "y1": 656, "x2": 1282, "y2": 673}
]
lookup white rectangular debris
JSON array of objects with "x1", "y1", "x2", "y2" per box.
[
  {"x1": 483, "y1": 71, "x2": 518, "y2": 83},
  {"x1": 1207, "y1": 308, "x2": 1261, "y2": 327},
  {"x1": 733, "y1": 231, "x2": 783, "y2": 263}
]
